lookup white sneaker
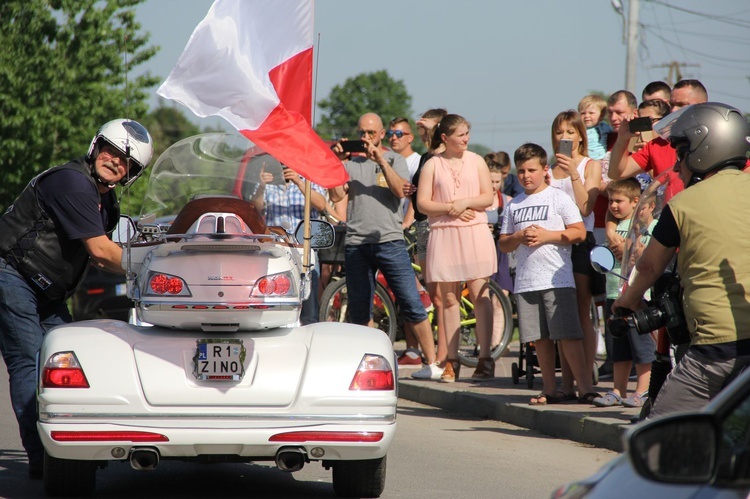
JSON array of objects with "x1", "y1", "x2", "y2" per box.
[{"x1": 411, "y1": 362, "x2": 443, "y2": 380}]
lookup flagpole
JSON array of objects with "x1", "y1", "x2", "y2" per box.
[
  {"x1": 311, "y1": 32, "x2": 321, "y2": 128},
  {"x1": 303, "y1": 178, "x2": 312, "y2": 273}
]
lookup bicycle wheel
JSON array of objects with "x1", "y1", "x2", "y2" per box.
[
  {"x1": 319, "y1": 278, "x2": 398, "y2": 343},
  {"x1": 457, "y1": 279, "x2": 514, "y2": 368}
]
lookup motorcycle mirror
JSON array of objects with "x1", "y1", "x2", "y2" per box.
[
  {"x1": 590, "y1": 245, "x2": 629, "y2": 281},
  {"x1": 590, "y1": 245, "x2": 615, "y2": 273},
  {"x1": 294, "y1": 219, "x2": 335, "y2": 250},
  {"x1": 112, "y1": 215, "x2": 138, "y2": 245}
]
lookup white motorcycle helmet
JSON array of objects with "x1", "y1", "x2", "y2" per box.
[{"x1": 86, "y1": 119, "x2": 154, "y2": 188}]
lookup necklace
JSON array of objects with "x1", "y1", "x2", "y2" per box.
[{"x1": 445, "y1": 156, "x2": 463, "y2": 193}]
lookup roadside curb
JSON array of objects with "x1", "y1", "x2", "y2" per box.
[{"x1": 397, "y1": 378, "x2": 632, "y2": 452}]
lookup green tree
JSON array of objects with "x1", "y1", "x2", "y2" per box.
[
  {"x1": 469, "y1": 144, "x2": 492, "y2": 157},
  {"x1": 0, "y1": 0, "x2": 158, "y2": 210},
  {"x1": 317, "y1": 70, "x2": 413, "y2": 140}
]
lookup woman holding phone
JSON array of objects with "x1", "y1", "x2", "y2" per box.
[{"x1": 549, "y1": 110, "x2": 602, "y2": 402}]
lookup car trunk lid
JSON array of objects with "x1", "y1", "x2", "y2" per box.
[{"x1": 133, "y1": 329, "x2": 309, "y2": 407}]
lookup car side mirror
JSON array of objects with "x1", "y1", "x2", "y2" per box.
[
  {"x1": 112, "y1": 215, "x2": 138, "y2": 245},
  {"x1": 294, "y1": 219, "x2": 335, "y2": 249},
  {"x1": 628, "y1": 414, "x2": 718, "y2": 484}
]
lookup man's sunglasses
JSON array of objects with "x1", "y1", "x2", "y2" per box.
[{"x1": 386, "y1": 130, "x2": 410, "y2": 139}]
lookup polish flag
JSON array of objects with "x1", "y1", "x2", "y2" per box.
[{"x1": 156, "y1": 0, "x2": 347, "y2": 188}]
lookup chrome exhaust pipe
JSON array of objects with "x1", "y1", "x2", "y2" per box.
[
  {"x1": 129, "y1": 448, "x2": 160, "y2": 471},
  {"x1": 275, "y1": 447, "x2": 307, "y2": 472}
]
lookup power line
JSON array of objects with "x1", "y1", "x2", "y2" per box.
[
  {"x1": 647, "y1": 0, "x2": 750, "y2": 29},
  {"x1": 640, "y1": 23, "x2": 750, "y2": 45},
  {"x1": 642, "y1": 27, "x2": 750, "y2": 65}
]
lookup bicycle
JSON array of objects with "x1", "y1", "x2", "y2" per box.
[{"x1": 319, "y1": 259, "x2": 515, "y2": 368}]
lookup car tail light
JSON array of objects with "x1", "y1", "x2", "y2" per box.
[
  {"x1": 251, "y1": 272, "x2": 296, "y2": 297},
  {"x1": 269, "y1": 431, "x2": 383, "y2": 443},
  {"x1": 51, "y1": 431, "x2": 169, "y2": 442},
  {"x1": 42, "y1": 352, "x2": 90, "y2": 388},
  {"x1": 349, "y1": 354, "x2": 394, "y2": 391},
  {"x1": 146, "y1": 272, "x2": 189, "y2": 296}
]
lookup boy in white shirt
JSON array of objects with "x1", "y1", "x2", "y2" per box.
[{"x1": 499, "y1": 143, "x2": 600, "y2": 405}]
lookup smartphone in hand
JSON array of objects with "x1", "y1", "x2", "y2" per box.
[
  {"x1": 336, "y1": 140, "x2": 368, "y2": 154},
  {"x1": 558, "y1": 138, "x2": 573, "y2": 157},
  {"x1": 628, "y1": 117, "x2": 653, "y2": 133}
]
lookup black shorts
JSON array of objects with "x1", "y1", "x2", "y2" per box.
[{"x1": 571, "y1": 231, "x2": 606, "y2": 296}]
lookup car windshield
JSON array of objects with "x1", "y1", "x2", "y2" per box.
[{"x1": 137, "y1": 133, "x2": 285, "y2": 225}]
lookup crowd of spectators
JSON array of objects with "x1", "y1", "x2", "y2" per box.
[{"x1": 256, "y1": 78, "x2": 740, "y2": 410}]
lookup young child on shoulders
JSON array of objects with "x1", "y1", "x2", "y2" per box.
[
  {"x1": 594, "y1": 178, "x2": 654, "y2": 408},
  {"x1": 578, "y1": 94, "x2": 613, "y2": 161},
  {"x1": 499, "y1": 143, "x2": 600, "y2": 405}
]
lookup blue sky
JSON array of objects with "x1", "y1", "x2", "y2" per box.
[{"x1": 134, "y1": 0, "x2": 750, "y2": 157}]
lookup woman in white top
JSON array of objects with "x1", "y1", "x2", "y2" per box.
[{"x1": 549, "y1": 110, "x2": 602, "y2": 400}]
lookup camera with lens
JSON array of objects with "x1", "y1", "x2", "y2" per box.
[{"x1": 608, "y1": 271, "x2": 690, "y2": 345}]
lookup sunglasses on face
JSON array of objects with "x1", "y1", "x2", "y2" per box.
[
  {"x1": 386, "y1": 130, "x2": 410, "y2": 139},
  {"x1": 357, "y1": 129, "x2": 379, "y2": 137}
]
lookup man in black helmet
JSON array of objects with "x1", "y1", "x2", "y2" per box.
[
  {"x1": 0, "y1": 119, "x2": 153, "y2": 479},
  {"x1": 614, "y1": 103, "x2": 750, "y2": 418}
]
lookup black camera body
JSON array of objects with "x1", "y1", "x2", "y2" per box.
[{"x1": 608, "y1": 271, "x2": 690, "y2": 345}]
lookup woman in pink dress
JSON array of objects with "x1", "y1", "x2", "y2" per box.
[{"x1": 416, "y1": 114, "x2": 497, "y2": 382}]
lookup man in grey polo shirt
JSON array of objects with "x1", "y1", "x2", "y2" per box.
[{"x1": 329, "y1": 113, "x2": 441, "y2": 379}]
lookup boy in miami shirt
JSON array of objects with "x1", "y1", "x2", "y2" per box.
[{"x1": 500, "y1": 143, "x2": 600, "y2": 405}]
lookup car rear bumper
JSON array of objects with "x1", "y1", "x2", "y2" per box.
[{"x1": 38, "y1": 420, "x2": 396, "y2": 462}]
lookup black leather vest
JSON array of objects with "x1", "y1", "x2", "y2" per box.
[{"x1": 0, "y1": 157, "x2": 119, "y2": 302}]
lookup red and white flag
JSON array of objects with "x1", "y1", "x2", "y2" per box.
[{"x1": 157, "y1": 0, "x2": 347, "y2": 188}]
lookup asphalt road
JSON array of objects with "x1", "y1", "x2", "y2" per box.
[{"x1": 0, "y1": 368, "x2": 615, "y2": 498}]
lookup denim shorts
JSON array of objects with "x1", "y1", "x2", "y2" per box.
[
  {"x1": 605, "y1": 300, "x2": 655, "y2": 364},
  {"x1": 344, "y1": 240, "x2": 427, "y2": 325}
]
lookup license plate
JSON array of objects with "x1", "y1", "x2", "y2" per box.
[
  {"x1": 115, "y1": 283, "x2": 127, "y2": 296},
  {"x1": 193, "y1": 339, "x2": 247, "y2": 381}
]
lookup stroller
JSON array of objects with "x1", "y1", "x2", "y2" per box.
[
  {"x1": 511, "y1": 341, "x2": 598, "y2": 389},
  {"x1": 511, "y1": 341, "x2": 546, "y2": 389}
]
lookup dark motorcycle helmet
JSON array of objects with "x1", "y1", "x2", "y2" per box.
[{"x1": 654, "y1": 102, "x2": 750, "y2": 175}]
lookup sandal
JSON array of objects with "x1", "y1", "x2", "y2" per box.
[
  {"x1": 471, "y1": 357, "x2": 495, "y2": 380},
  {"x1": 578, "y1": 392, "x2": 602, "y2": 404},
  {"x1": 530, "y1": 393, "x2": 553, "y2": 405},
  {"x1": 553, "y1": 391, "x2": 577, "y2": 403}
]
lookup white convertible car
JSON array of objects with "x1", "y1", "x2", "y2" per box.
[{"x1": 37, "y1": 133, "x2": 397, "y2": 497}]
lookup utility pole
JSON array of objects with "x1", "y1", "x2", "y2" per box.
[
  {"x1": 648, "y1": 61, "x2": 701, "y2": 86},
  {"x1": 625, "y1": 0, "x2": 639, "y2": 94}
]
